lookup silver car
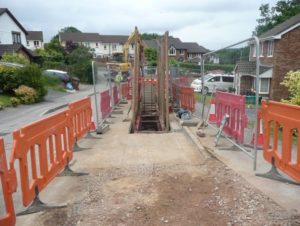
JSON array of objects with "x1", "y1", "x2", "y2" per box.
[{"x1": 191, "y1": 74, "x2": 234, "y2": 94}]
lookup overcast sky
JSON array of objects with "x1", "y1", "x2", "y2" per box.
[{"x1": 2, "y1": 0, "x2": 278, "y2": 49}]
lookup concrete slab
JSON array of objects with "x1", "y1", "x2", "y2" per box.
[
  {"x1": 180, "y1": 119, "x2": 200, "y2": 127},
  {"x1": 184, "y1": 123, "x2": 300, "y2": 212}
]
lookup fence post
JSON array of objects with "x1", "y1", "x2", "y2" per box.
[{"x1": 0, "y1": 138, "x2": 17, "y2": 226}]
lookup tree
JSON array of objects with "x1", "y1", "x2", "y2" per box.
[
  {"x1": 144, "y1": 47, "x2": 157, "y2": 66},
  {"x1": 216, "y1": 47, "x2": 250, "y2": 64},
  {"x1": 281, "y1": 70, "x2": 300, "y2": 105},
  {"x1": 141, "y1": 33, "x2": 161, "y2": 40},
  {"x1": 60, "y1": 26, "x2": 81, "y2": 33},
  {"x1": 255, "y1": 0, "x2": 300, "y2": 35}
]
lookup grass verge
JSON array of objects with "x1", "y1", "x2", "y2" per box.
[{"x1": 0, "y1": 94, "x2": 12, "y2": 107}]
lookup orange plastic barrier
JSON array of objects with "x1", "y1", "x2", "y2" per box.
[
  {"x1": 121, "y1": 83, "x2": 129, "y2": 99},
  {"x1": 68, "y1": 97, "x2": 92, "y2": 142},
  {"x1": 10, "y1": 110, "x2": 73, "y2": 206},
  {"x1": 261, "y1": 100, "x2": 300, "y2": 182},
  {"x1": 0, "y1": 138, "x2": 17, "y2": 226},
  {"x1": 180, "y1": 87, "x2": 195, "y2": 112}
]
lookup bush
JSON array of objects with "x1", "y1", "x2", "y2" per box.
[
  {"x1": 16, "y1": 64, "x2": 47, "y2": 101},
  {"x1": 10, "y1": 97, "x2": 21, "y2": 107},
  {"x1": 0, "y1": 64, "x2": 47, "y2": 100},
  {"x1": 0, "y1": 66, "x2": 20, "y2": 94},
  {"x1": 14, "y1": 85, "x2": 38, "y2": 104},
  {"x1": 281, "y1": 70, "x2": 300, "y2": 105},
  {"x1": 69, "y1": 62, "x2": 92, "y2": 84},
  {"x1": 178, "y1": 62, "x2": 234, "y2": 73},
  {"x1": 1, "y1": 52, "x2": 29, "y2": 65}
]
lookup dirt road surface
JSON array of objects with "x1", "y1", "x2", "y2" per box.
[{"x1": 17, "y1": 104, "x2": 300, "y2": 226}]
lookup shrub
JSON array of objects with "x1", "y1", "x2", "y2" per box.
[
  {"x1": 281, "y1": 70, "x2": 300, "y2": 105},
  {"x1": 10, "y1": 97, "x2": 21, "y2": 107},
  {"x1": 0, "y1": 66, "x2": 20, "y2": 94},
  {"x1": 14, "y1": 85, "x2": 38, "y2": 104},
  {"x1": 16, "y1": 64, "x2": 47, "y2": 101},
  {"x1": 1, "y1": 52, "x2": 30, "y2": 65}
]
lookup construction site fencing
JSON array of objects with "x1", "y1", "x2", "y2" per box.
[
  {"x1": 120, "y1": 82, "x2": 129, "y2": 100},
  {"x1": 0, "y1": 96, "x2": 93, "y2": 223},
  {"x1": 91, "y1": 61, "x2": 124, "y2": 133},
  {"x1": 100, "y1": 90, "x2": 112, "y2": 119},
  {"x1": 180, "y1": 87, "x2": 196, "y2": 112},
  {"x1": 10, "y1": 109, "x2": 74, "y2": 207},
  {"x1": 215, "y1": 91, "x2": 247, "y2": 144},
  {"x1": 0, "y1": 138, "x2": 16, "y2": 226},
  {"x1": 260, "y1": 100, "x2": 300, "y2": 183},
  {"x1": 185, "y1": 37, "x2": 262, "y2": 171},
  {"x1": 113, "y1": 86, "x2": 120, "y2": 105},
  {"x1": 69, "y1": 97, "x2": 92, "y2": 141}
]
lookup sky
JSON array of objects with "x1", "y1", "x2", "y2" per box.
[{"x1": 1, "y1": 0, "x2": 278, "y2": 50}]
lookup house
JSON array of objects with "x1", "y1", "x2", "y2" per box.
[
  {"x1": 0, "y1": 8, "x2": 36, "y2": 61},
  {"x1": 59, "y1": 32, "x2": 131, "y2": 58},
  {"x1": 144, "y1": 36, "x2": 209, "y2": 62},
  {"x1": 26, "y1": 31, "x2": 44, "y2": 50},
  {"x1": 235, "y1": 13, "x2": 300, "y2": 100},
  {"x1": 59, "y1": 32, "x2": 101, "y2": 54},
  {"x1": 100, "y1": 35, "x2": 130, "y2": 57}
]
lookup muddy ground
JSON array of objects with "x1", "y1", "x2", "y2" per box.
[{"x1": 29, "y1": 156, "x2": 300, "y2": 226}]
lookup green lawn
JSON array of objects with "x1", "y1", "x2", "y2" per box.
[{"x1": 0, "y1": 94, "x2": 12, "y2": 107}]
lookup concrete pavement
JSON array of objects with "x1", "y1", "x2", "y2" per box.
[{"x1": 183, "y1": 120, "x2": 300, "y2": 213}]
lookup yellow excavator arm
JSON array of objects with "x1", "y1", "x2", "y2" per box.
[{"x1": 123, "y1": 26, "x2": 142, "y2": 63}]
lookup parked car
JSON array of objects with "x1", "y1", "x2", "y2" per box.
[
  {"x1": 42, "y1": 69, "x2": 70, "y2": 83},
  {"x1": 190, "y1": 74, "x2": 234, "y2": 94}
]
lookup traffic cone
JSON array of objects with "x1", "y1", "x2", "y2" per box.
[
  {"x1": 208, "y1": 98, "x2": 217, "y2": 123},
  {"x1": 251, "y1": 110, "x2": 264, "y2": 148}
]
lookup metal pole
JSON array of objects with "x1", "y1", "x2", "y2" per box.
[
  {"x1": 203, "y1": 38, "x2": 252, "y2": 57},
  {"x1": 107, "y1": 64, "x2": 113, "y2": 109},
  {"x1": 92, "y1": 61, "x2": 100, "y2": 132},
  {"x1": 253, "y1": 36, "x2": 260, "y2": 171},
  {"x1": 201, "y1": 57, "x2": 205, "y2": 120}
]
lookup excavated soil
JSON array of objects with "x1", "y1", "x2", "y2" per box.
[{"x1": 33, "y1": 157, "x2": 300, "y2": 226}]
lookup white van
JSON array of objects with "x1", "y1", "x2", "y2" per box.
[{"x1": 191, "y1": 74, "x2": 234, "y2": 94}]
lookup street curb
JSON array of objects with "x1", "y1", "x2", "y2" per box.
[
  {"x1": 41, "y1": 104, "x2": 68, "y2": 116},
  {"x1": 172, "y1": 113, "x2": 210, "y2": 160}
]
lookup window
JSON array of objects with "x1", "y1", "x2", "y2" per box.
[
  {"x1": 260, "y1": 78, "x2": 270, "y2": 93},
  {"x1": 12, "y1": 32, "x2": 21, "y2": 44},
  {"x1": 131, "y1": 44, "x2": 134, "y2": 49},
  {"x1": 209, "y1": 76, "x2": 220, "y2": 82},
  {"x1": 168, "y1": 46, "x2": 176, "y2": 55},
  {"x1": 260, "y1": 42, "x2": 264, "y2": 57},
  {"x1": 188, "y1": 53, "x2": 192, "y2": 59},
  {"x1": 34, "y1": 40, "x2": 39, "y2": 47},
  {"x1": 222, "y1": 76, "x2": 233, "y2": 82},
  {"x1": 96, "y1": 42, "x2": 98, "y2": 48},
  {"x1": 85, "y1": 42, "x2": 90, "y2": 47},
  {"x1": 112, "y1": 44, "x2": 117, "y2": 51},
  {"x1": 104, "y1": 44, "x2": 107, "y2": 50},
  {"x1": 26, "y1": 41, "x2": 29, "y2": 46},
  {"x1": 179, "y1": 49, "x2": 184, "y2": 55},
  {"x1": 267, "y1": 40, "x2": 274, "y2": 57}
]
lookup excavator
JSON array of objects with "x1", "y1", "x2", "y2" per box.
[{"x1": 106, "y1": 27, "x2": 143, "y2": 81}]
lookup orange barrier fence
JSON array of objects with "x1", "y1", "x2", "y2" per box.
[
  {"x1": 0, "y1": 138, "x2": 17, "y2": 226},
  {"x1": 121, "y1": 83, "x2": 129, "y2": 100},
  {"x1": 10, "y1": 110, "x2": 73, "y2": 207},
  {"x1": 68, "y1": 97, "x2": 92, "y2": 142},
  {"x1": 261, "y1": 100, "x2": 300, "y2": 182},
  {"x1": 180, "y1": 87, "x2": 195, "y2": 112}
]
